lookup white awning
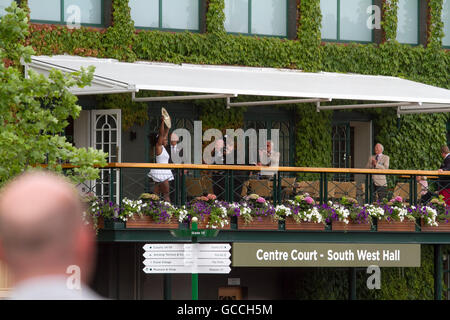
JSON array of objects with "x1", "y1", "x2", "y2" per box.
[{"x1": 26, "y1": 55, "x2": 450, "y2": 111}]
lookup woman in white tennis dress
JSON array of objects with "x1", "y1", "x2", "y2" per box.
[{"x1": 148, "y1": 116, "x2": 173, "y2": 202}]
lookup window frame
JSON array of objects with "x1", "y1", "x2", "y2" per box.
[
  {"x1": 395, "y1": 0, "x2": 421, "y2": 46},
  {"x1": 320, "y1": 0, "x2": 375, "y2": 44},
  {"x1": 131, "y1": 0, "x2": 201, "y2": 33},
  {"x1": 29, "y1": 0, "x2": 104, "y2": 28},
  {"x1": 224, "y1": 0, "x2": 289, "y2": 38}
]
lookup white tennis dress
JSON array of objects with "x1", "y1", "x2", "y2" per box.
[{"x1": 148, "y1": 146, "x2": 174, "y2": 182}]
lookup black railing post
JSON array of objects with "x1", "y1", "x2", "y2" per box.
[
  {"x1": 324, "y1": 174, "x2": 328, "y2": 204},
  {"x1": 319, "y1": 173, "x2": 324, "y2": 204},
  {"x1": 225, "y1": 170, "x2": 230, "y2": 203},
  {"x1": 181, "y1": 169, "x2": 186, "y2": 206},
  {"x1": 230, "y1": 170, "x2": 235, "y2": 202},
  {"x1": 365, "y1": 174, "x2": 369, "y2": 204},
  {"x1": 368, "y1": 174, "x2": 373, "y2": 204},
  {"x1": 119, "y1": 167, "x2": 123, "y2": 204},
  {"x1": 110, "y1": 168, "x2": 115, "y2": 203},
  {"x1": 175, "y1": 168, "x2": 180, "y2": 206},
  {"x1": 278, "y1": 173, "x2": 282, "y2": 204}
]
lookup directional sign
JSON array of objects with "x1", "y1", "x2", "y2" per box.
[
  {"x1": 143, "y1": 266, "x2": 231, "y2": 274},
  {"x1": 196, "y1": 266, "x2": 231, "y2": 274},
  {"x1": 143, "y1": 243, "x2": 231, "y2": 252},
  {"x1": 143, "y1": 244, "x2": 193, "y2": 251},
  {"x1": 143, "y1": 266, "x2": 193, "y2": 274},
  {"x1": 196, "y1": 244, "x2": 231, "y2": 251},
  {"x1": 142, "y1": 243, "x2": 232, "y2": 274},
  {"x1": 144, "y1": 258, "x2": 231, "y2": 267},
  {"x1": 143, "y1": 251, "x2": 231, "y2": 259}
]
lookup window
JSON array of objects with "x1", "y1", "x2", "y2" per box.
[
  {"x1": 224, "y1": 0, "x2": 287, "y2": 37},
  {"x1": 0, "y1": 0, "x2": 13, "y2": 17},
  {"x1": 321, "y1": 0, "x2": 373, "y2": 42},
  {"x1": 130, "y1": 0, "x2": 199, "y2": 31},
  {"x1": 29, "y1": 0, "x2": 103, "y2": 26},
  {"x1": 396, "y1": 0, "x2": 419, "y2": 44},
  {"x1": 443, "y1": 0, "x2": 450, "y2": 47}
]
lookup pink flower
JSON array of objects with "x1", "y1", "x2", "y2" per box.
[
  {"x1": 394, "y1": 196, "x2": 403, "y2": 202},
  {"x1": 304, "y1": 196, "x2": 314, "y2": 204},
  {"x1": 207, "y1": 194, "x2": 217, "y2": 200},
  {"x1": 256, "y1": 197, "x2": 266, "y2": 203}
]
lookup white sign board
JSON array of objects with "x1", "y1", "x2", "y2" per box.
[{"x1": 142, "y1": 243, "x2": 232, "y2": 274}]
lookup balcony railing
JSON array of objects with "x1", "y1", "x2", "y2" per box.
[{"x1": 65, "y1": 163, "x2": 450, "y2": 207}]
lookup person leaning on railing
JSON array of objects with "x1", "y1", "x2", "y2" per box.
[{"x1": 438, "y1": 145, "x2": 450, "y2": 205}]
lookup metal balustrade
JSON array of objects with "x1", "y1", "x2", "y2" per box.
[{"x1": 67, "y1": 163, "x2": 450, "y2": 207}]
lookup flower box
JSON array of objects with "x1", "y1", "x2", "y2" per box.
[
  {"x1": 97, "y1": 217, "x2": 104, "y2": 229},
  {"x1": 237, "y1": 215, "x2": 279, "y2": 230},
  {"x1": 420, "y1": 219, "x2": 450, "y2": 232},
  {"x1": 332, "y1": 220, "x2": 371, "y2": 231},
  {"x1": 195, "y1": 217, "x2": 231, "y2": 230},
  {"x1": 126, "y1": 215, "x2": 180, "y2": 229},
  {"x1": 377, "y1": 219, "x2": 416, "y2": 232},
  {"x1": 97, "y1": 217, "x2": 125, "y2": 229},
  {"x1": 285, "y1": 217, "x2": 325, "y2": 231}
]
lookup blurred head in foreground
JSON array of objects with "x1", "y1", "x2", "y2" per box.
[{"x1": 0, "y1": 170, "x2": 99, "y2": 299}]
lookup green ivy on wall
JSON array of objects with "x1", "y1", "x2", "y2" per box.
[
  {"x1": 295, "y1": 104, "x2": 332, "y2": 172},
  {"x1": 297, "y1": 245, "x2": 445, "y2": 300},
  {"x1": 382, "y1": 0, "x2": 399, "y2": 42}
]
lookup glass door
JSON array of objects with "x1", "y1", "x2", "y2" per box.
[{"x1": 91, "y1": 109, "x2": 121, "y2": 203}]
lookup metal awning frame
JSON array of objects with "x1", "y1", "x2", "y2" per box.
[{"x1": 26, "y1": 56, "x2": 450, "y2": 115}]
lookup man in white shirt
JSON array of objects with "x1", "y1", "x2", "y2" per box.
[{"x1": 0, "y1": 171, "x2": 103, "y2": 300}]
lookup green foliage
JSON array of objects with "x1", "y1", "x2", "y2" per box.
[
  {"x1": 103, "y1": 0, "x2": 136, "y2": 61},
  {"x1": 376, "y1": 111, "x2": 448, "y2": 170},
  {"x1": 298, "y1": 245, "x2": 442, "y2": 300},
  {"x1": 358, "y1": 245, "x2": 437, "y2": 300},
  {"x1": 382, "y1": 0, "x2": 399, "y2": 41},
  {"x1": 206, "y1": 0, "x2": 225, "y2": 34},
  {"x1": 295, "y1": 104, "x2": 332, "y2": 172},
  {"x1": 296, "y1": 268, "x2": 349, "y2": 300},
  {"x1": 0, "y1": 3, "x2": 107, "y2": 185},
  {"x1": 428, "y1": 0, "x2": 445, "y2": 50},
  {"x1": 297, "y1": 0, "x2": 323, "y2": 72}
]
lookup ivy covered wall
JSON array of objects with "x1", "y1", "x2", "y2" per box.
[
  {"x1": 19, "y1": 0, "x2": 450, "y2": 299},
  {"x1": 22, "y1": 0, "x2": 450, "y2": 170}
]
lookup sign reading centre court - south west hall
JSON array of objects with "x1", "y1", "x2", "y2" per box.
[{"x1": 232, "y1": 243, "x2": 421, "y2": 267}]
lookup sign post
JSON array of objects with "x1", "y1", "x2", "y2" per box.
[
  {"x1": 191, "y1": 217, "x2": 199, "y2": 301},
  {"x1": 143, "y1": 217, "x2": 230, "y2": 301}
]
